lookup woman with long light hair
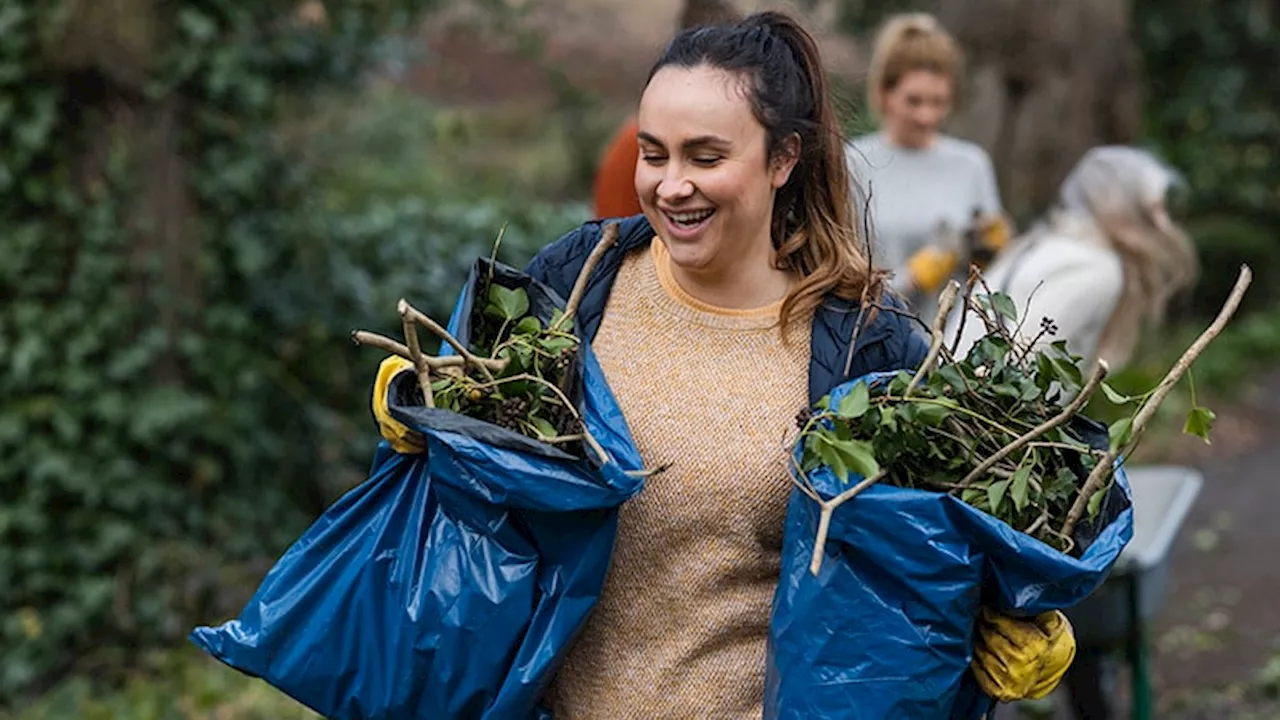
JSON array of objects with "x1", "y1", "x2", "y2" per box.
[{"x1": 949, "y1": 145, "x2": 1199, "y2": 372}]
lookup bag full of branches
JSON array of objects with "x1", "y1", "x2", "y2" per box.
[
  {"x1": 766, "y1": 268, "x2": 1252, "y2": 719},
  {"x1": 192, "y1": 223, "x2": 653, "y2": 720}
]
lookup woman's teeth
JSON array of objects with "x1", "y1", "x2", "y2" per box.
[{"x1": 668, "y1": 209, "x2": 714, "y2": 227}]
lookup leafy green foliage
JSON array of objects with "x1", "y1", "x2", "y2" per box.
[
  {"x1": 795, "y1": 290, "x2": 1185, "y2": 553},
  {"x1": 0, "y1": 0, "x2": 590, "y2": 704},
  {"x1": 409, "y1": 273, "x2": 587, "y2": 449},
  {"x1": 1136, "y1": 0, "x2": 1280, "y2": 316}
]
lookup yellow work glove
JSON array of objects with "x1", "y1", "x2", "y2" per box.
[
  {"x1": 971, "y1": 606, "x2": 1076, "y2": 702},
  {"x1": 978, "y1": 213, "x2": 1012, "y2": 255},
  {"x1": 371, "y1": 355, "x2": 426, "y2": 455},
  {"x1": 905, "y1": 246, "x2": 959, "y2": 294}
]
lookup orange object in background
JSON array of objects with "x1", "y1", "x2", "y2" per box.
[{"x1": 593, "y1": 116, "x2": 643, "y2": 220}]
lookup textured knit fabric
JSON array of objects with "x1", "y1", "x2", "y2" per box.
[
  {"x1": 593, "y1": 116, "x2": 643, "y2": 220},
  {"x1": 546, "y1": 237, "x2": 812, "y2": 719}
]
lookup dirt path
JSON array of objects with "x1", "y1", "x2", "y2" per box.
[{"x1": 1147, "y1": 367, "x2": 1280, "y2": 716}]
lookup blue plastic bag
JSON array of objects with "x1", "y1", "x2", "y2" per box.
[
  {"x1": 766, "y1": 373, "x2": 1133, "y2": 719},
  {"x1": 191, "y1": 259, "x2": 645, "y2": 719}
]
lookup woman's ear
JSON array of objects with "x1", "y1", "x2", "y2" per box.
[{"x1": 770, "y1": 133, "x2": 802, "y2": 189}]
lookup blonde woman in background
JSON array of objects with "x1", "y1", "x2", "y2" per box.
[
  {"x1": 846, "y1": 13, "x2": 1008, "y2": 322},
  {"x1": 948, "y1": 146, "x2": 1198, "y2": 374}
]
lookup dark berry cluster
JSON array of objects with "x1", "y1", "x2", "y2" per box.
[
  {"x1": 1040, "y1": 317, "x2": 1059, "y2": 336},
  {"x1": 494, "y1": 397, "x2": 530, "y2": 430},
  {"x1": 549, "y1": 349, "x2": 575, "y2": 377},
  {"x1": 795, "y1": 407, "x2": 814, "y2": 430}
]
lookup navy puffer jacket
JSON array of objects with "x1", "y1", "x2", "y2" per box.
[{"x1": 525, "y1": 215, "x2": 929, "y2": 405}]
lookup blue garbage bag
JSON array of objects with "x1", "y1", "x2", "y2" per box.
[
  {"x1": 766, "y1": 372, "x2": 1133, "y2": 720},
  {"x1": 191, "y1": 259, "x2": 645, "y2": 719}
]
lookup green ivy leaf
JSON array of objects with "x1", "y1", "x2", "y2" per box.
[
  {"x1": 838, "y1": 382, "x2": 870, "y2": 419},
  {"x1": 914, "y1": 402, "x2": 952, "y2": 426},
  {"x1": 841, "y1": 439, "x2": 881, "y2": 479},
  {"x1": 1010, "y1": 463, "x2": 1032, "y2": 513},
  {"x1": 514, "y1": 316, "x2": 542, "y2": 335},
  {"x1": 987, "y1": 479, "x2": 1010, "y2": 515},
  {"x1": 990, "y1": 292, "x2": 1018, "y2": 322},
  {"x1": 541, "y1": 336, "x2": 577, "y2": 353},
  {"x1": 962, "y1": 487, "x2": 986, "y2": 507},
  {"x1": 486, "y1": 284, "x2": 529, "y2": 320},
  {"x1": 531, "y1": 416, "x2": 558, "y2": 439},
  {"x1": 1101, "y1": 382, "x2": 1135, "y2": 405},
  {"x1": 815, "y1": 435, "x2": 849, "y2": 483},
  {"x1": 1183, "y1": 406, "x2": 1216, "y2": 444},
  {"x1": 1109, "y1": 416, "x2": 1134, "y2": 451},
  {"x1": 1087, "y1": 487, "x2": 1107, "y2": 519}
]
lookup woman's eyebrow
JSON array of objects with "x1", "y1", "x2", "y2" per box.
[{"x1": 637, "y1": 131, "x2": 730, "y2": 149}]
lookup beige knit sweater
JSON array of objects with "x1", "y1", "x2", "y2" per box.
[{"x1": 546, "y1": 237, "x2": 811, "y2": 718}]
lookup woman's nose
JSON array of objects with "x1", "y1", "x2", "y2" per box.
[{"x1": 656, "y1": 168, "x2": 695, "y2": 202}]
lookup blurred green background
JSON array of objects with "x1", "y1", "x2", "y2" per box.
[{"x1": 2, "y1": 0, "x2": 1278, "y2": 717}]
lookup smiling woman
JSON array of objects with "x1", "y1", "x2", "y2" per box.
[{"x1": 466, "y1": 10, "x2": 1084, "y2": 718}]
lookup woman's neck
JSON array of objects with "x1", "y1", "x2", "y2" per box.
[{"x1": 665, "y1": 240, "x2": 794, "y2": 310}]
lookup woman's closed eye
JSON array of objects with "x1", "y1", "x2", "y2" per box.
[{"x1": 691, "y1": 155, "x2": 723, "y2": 167}]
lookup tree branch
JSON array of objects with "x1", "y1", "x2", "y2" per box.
[
  {"x1": 552, "y1": 221, "x2": 620, "y2": 332},
  {"x1": 402, "y1": 316, "x2": 435, "y2": 408},
  {"x1": 398, "y1": 299, "x2": 507, "y2": 380},
  {"x1": 809, "y1": 470, "x2": 887, "y2": 575},
  {"x1": 906, "y1": 280, "x2": 962, "y2": 397},
  {"x1": 1061, "y1": 265, "x2": 1252, "y2": 538}
]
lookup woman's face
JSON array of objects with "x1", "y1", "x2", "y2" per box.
[
  {"x1": 635, "y1": 64, "x2": 797, "y2": 279},
  {"x1": 880, "y1": 69, "x2": 953, "y2": 149}
]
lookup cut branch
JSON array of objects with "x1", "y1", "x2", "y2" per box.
[
  {"x1": 398, "y1": 299, "x2": 507, "y2": 380},
  {"x1": 955, "y1": 359, "x2": 1108, "y2": 490},
  {"x1": 350, "y1": 330, "x2": 470, "y2": 371},
  {"x1": 906, "y1": 280, "x2": 961, "y2": 397},
  {"x1": 1061, "y1": 265, "x2": 1252, "y2": 538},
  {"x1": 402, "y1": 316, "x2": 435, "y2": 408},
  {"x1": 809, "y1": 470, "x2": 887, "y2": 576},
  {"x1": 552, "y1": 221, "x2": 620, "y2": 332}
]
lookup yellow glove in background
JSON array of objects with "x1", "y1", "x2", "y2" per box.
[
  {"x1": 971, "y1": 606, "x2": 1076, "y2": 702},
  {"x1": 372, "y1": 355, "x2": 426, "y2": 455},
  {"x1": 978, "y1": 214, "x2": 1012, "y2": 256},
  {"x1": 905, "y1": 246, "x2": 959, "y2": 294}
]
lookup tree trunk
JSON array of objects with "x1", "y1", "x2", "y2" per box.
[
  {"x1": 46, "y1": 0, "x2": 198, "y2": 385},
  {"x1": 933, "y1": 0, "x2": 1143, "y2": 220}
]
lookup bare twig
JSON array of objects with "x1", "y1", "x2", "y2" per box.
[
  {"x1": 788, "y1": 453, "x2": 822, "y2": 504},
  {"x1": 402, "y1": 316, "x2": 435, "y2": 408},
  {"x1": 1061, "y1": 265, "x2": 1253, "y2": 538},
  {"x1": 955, "y1": 359, "x2": 1109, "y2": 490},
  {"x1": 398, "y1": 299, "x2": 506, "y2": 380},
  {"x1": 624, "y1": 463, "x2": 672, "y2": 479},
  {"x1": 809, "y1": 470, "x2": 887, "y2": 575},
  {"x1": 905, "y1": 280, "x2": 962, "y2": 397},
  {"x1": 949, "y1": 265, "x2": 981, "y2": 359},
  {"x1": 842, "y1": 186, "x2": 880, "y2": 379},
  {"x1": 1025, "y1": 510, "x2": 1050, "y2": 536},
  {"x1": 552, "y1": 221, "x2": 620, "y2": 333},
  {"x1": 350, "y1": 330, "x2": 469, "y2": 371},
  {"x1": 1028, "y1": 441, "x2": 1105, "y2": 457}
]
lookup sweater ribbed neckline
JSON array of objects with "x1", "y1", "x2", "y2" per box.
[{"x1": 646, "y1": 236, "x2": 784, "y2": 331}]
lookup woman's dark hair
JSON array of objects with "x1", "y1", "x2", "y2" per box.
[{"x1": 647, "y1": 11, "x2": 878, "y2": 334}]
